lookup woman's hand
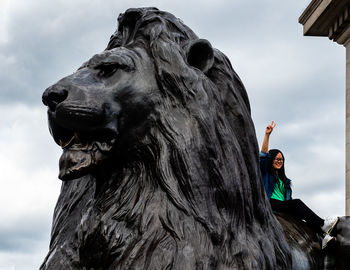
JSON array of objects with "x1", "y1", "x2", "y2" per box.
[
  {"x1": 265, "y1": 121, "x2": 276, "y2": 135},
  {"x1": 261, "y1": 121, "x2": 276, "y2": 153}
]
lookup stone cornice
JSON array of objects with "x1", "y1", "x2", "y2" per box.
[
  {"x1": 299, "y1": 0, "x2": 350, "y2": 45},
  {"x1": 329, "y1": 7, "x2": 350, "y2": 44},
  {"x1": 299, "y1": 0, "x2": 325, "y2": 25}
]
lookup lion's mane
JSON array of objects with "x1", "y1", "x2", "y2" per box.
[{"x1": 42, "y1": 7, "x2": 292, "y2": 270}]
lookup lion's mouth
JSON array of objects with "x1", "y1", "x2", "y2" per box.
[
  {"x1": 50, "y1": 123, "x2": 117, "y2": 181},
  {"x1": 58, "y1": 130, "x2": 116, "y2": 152}
]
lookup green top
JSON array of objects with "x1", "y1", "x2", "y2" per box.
[{"x1": 270, "y1": 178, "x2": 285, "y2": 201}]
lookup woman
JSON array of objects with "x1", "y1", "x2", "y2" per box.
[{"x1": 260, "y1": 121, "x2": 337, "y2": 248}]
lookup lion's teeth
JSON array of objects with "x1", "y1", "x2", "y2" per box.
[
  {"x1": 59, "y1": 132, "x2": 114, "y2": 152},
  {"x1": 95, "y1": 141, "x2": 112, "y2": 152},
  {"x1": 59, "y1": 135, "x2": 75, "y2": 149}
]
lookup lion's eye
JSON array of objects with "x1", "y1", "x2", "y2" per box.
[{"x1": 97, "y1": 64, "x2": 119, "y2": 78}]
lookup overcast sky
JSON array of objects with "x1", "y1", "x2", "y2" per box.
[{"x1": 0, "y1": 0, "x2": 345, "y2": 269}]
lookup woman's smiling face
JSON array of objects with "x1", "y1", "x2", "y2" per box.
[{"x1": 273, "y1": 152, "x2": 284, "y2": 170}]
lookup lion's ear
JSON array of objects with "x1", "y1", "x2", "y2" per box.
[{"x1": 187, "y1": 39, "x2": 214, "y2": 73}]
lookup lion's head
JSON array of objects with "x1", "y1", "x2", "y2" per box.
[
  {"x1": 42, "y1": 46, "x2": 158, "y2": 181},
  {"x1": 41, "y1": 7, "x2": 291, "y2": 270}
]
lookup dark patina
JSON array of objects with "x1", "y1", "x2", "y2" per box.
[{"x1": 41, "y1": 7, "x2": 350, "y2": 270}]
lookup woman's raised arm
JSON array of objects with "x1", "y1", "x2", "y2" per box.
[{"x1": 261, "y1": 121, "x2": 276, "y2": 153}]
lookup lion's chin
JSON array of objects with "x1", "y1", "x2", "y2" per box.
[{"x1": 58, "y1": 143, "x2": 111, "y2": 181}]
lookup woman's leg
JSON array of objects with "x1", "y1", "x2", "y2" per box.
[
  {"x1": 285, "y1": 199, "x2": 324, "y2": 228},
  {"x1": 270, "y1": 198, "x2": 325, "y2": 233}
]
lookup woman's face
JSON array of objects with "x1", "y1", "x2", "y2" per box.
[{"x1": 273, "y1": 152, "x2": 284, "y2": 170}]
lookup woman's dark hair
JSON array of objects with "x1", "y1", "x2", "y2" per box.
[{"x1": 268, "y1": 149, "x2": 288, "y2": 184}]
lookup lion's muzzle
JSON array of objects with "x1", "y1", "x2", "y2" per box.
[{"x1": 42, "y1": 81, "x2": 119, "y2": 181}]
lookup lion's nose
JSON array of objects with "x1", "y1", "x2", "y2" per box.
[{"x1": 42, "y1": 86, "x2": 68, "y2": 111}]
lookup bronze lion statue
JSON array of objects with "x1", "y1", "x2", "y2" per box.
[{"x1": 41, "y1": 7, "x2": 350, "y2": 270}]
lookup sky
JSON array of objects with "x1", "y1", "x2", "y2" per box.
[{"x1": 0, "y1": 0, "x2": 346, "y2": 269}]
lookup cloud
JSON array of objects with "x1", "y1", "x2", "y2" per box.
[
  {"x1": 0, "y1": 247, "x2": 48, "y2": 270},
  {"x1": 0, "y1": 104, "x2": 61, "y2": 269},
  {"x1": 0, "y1": 0, "x2": 121, "y2": 104}
]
